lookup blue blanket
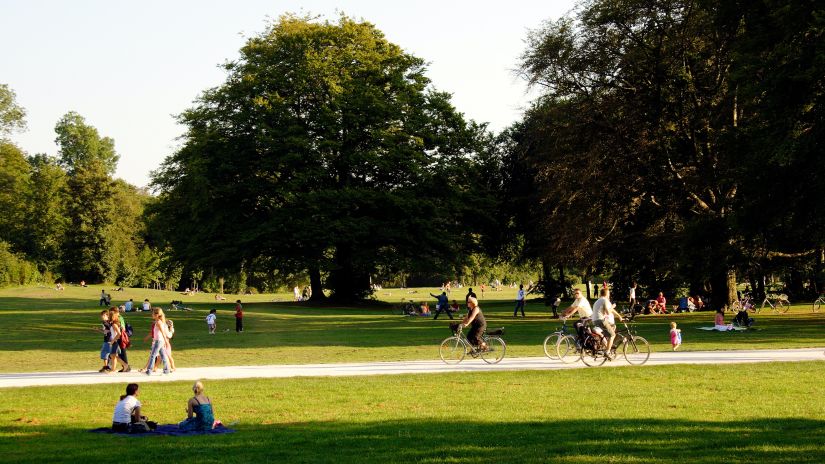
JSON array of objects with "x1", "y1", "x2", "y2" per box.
[{"x1": 89, "y1": 424, "x2": 235, "y2": 437}]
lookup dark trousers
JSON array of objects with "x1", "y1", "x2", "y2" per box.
[
  {"x1": 117, "y1": 345, "x2": 128, "y2": 364},
  {"x1": 236, "y1": 318, "x2": 243, "y2": 332},
  {"x1": 513, "y1": 300, "x2": 525, "y2": 316},
  {"x1": 433, "y1": 306, "x2": 454, "y2": 320}
]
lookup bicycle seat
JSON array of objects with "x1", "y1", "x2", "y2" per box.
[{"x1": 486, "y1": 327, "x2": 504, "y2": 336}]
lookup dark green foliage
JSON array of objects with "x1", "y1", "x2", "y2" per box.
[
  {"x1": 511, "y1": 0, "x2": 825, "y2": 304},
  {"x1": 151, "y1": 15, "x2": 492, "y2": 301}
]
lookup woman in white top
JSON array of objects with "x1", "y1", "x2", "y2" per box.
[{"x1": 112, "y1": 383, "x2": 142, "y2": 432}]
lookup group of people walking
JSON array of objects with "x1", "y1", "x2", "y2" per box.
[{"x1": 96, "y1": 306, "x2": 176, "y2": 375}]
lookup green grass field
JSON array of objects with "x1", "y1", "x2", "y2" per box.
[
  {"x1": 1, "y1": 362, "x2": 825, "y2": 463},
  {"x1": 0, "y1": 285, "x2": 824, "y2": 373},
  {"x1": 2, "y1": 285, "x2": 825, "y2": 463}
]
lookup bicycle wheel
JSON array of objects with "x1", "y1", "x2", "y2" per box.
[
  {"x1": 481, "y1": 337, "x2": 506, "y2": 364},
  {"x1": 623, "y1": 336, "x2": 651, "y2": 365},
  {"x1": 543, "y1": 333, "x2": 562, "y2": 359},
  {"x1": 579, "y1": 338, "x2": 607, "y2": 367},
  {"x1": 775, "y1": 299, "x2": 790, "y2": 314},
  {"x1": 557, "y1": 335, "x2": 580, "y2": 364},
  {"x1": 814, "y1": 299, "x2": 822, "y2": 313},
  {"x1": 439, "y1": 336, "x2": 467, "y2": 364}
]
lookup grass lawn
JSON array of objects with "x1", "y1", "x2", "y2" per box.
[
  {"x1": 1, "y1": 284, "x2": 825, "y2": 373},
  {"x1": 1, "y1": 362, "x2": 824, "y2": 463}
]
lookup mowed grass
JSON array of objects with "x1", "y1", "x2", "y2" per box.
[
  {"x1": 1, "y1": 362, "x2": 825, "y2": 463},
  {"x1": 1, "y1": 285, "x2": 825, "y2": 372}
]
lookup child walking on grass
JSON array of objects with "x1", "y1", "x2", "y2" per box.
[
  {"x1": 206, "y1": 309, "x2": 217, "y2": 334},
  {"x1": 670, "y1": 321, "x2": 682, "y2": 350}
]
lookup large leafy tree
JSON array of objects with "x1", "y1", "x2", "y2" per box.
[
  {"x1": 55, "y1": 112, "x2": 117, "y2": 282},
  {"x1": 513, "y1": 0, "x2": 825, "y2": 307},
  {"x1": 151, "y1": 15, "x2": 489, "y2": 300}
]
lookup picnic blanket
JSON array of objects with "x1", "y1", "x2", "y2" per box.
[
  {"x1": 89, "y1": 424, "x2": 235, "y2": 437},
  {"x1": 696, "y1": 326, "x2": 750, "y2": 331}
]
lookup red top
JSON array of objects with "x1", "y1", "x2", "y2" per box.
[{"x1": 235, "y1": 304, "x2": 243, "y2": 318}]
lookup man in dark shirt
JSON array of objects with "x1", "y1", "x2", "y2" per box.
[
  {"x1": 430, "y1": 291, "x2": 452, "y2": 320},
  {"x1": 465, "y1": 288, "x2": 477, "y2": 304}
]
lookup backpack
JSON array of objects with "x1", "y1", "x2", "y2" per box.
[
  {"x1": 119, "y1": 325, "x2": 131, "y2": 349},
  {"x1": 125, "y1": 323, "x2": 134, "y2": 337}
]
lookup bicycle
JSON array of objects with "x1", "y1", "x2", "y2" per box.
[
  {"x1": 557, "y1": 319, "x2": 650, "y2": 366},
  {"x1": 813, "y1": 295, "x2": 824, "y2": 313},
  {"x1": 439, "y1": 323, "x2": 506, "y2": 364},
  {"x1": 756, "y1": 293, "x2": 790, "y2": 313},
  {"x1": 542, "y1": 319, "x2": 573, "y2": 360},
  {"x1": 729, "y1": 293, "x2": 755, "y2": 313}
]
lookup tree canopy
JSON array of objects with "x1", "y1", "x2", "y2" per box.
[{"x1": 150, "y1": 15, "x2": 493, "y2": 300}]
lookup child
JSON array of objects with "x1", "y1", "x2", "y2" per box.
[
  {"x1": 94, "y1": 310, "x2": 114, "y2": 372},
  {"x1": 165, "y1": 319, "x2": 177, "y2": 372},
  {"x1": 670, "y1": 321, "x2": 682, "y2": 350},
  {"x1": 234, "y1": 300, "x2": 243, "y2": 332},
  {"x1": 206, "y1": 309, "x2": 217, "y2": 334}
]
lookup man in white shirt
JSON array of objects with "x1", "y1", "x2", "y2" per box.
[
  {"x1": 561, "y1": 288, "x2": 593, "y2": 319},
  {"x1": 513, "y1": 284, "x2": 526, "y2": 317},
  {"x1": 112, "y1": 383, "x2": 142, "y2": 432}
]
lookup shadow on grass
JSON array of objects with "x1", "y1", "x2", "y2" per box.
[{"x1": 2, "y1": 418, "x2": 825, "y2": 463}]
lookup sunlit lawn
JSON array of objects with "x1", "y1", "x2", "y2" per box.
[
  {"x1": 0, "y1": 284, "x2": 824, "y2": 373},
  {"x1": 1, "y1": 362, "x2": 824, "y2": 463}
]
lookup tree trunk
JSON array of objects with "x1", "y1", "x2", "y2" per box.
[
  {"x1": 711, "y1": 268, "x2": 737, "y2": 310},
  {"x1": 308, "y1": 267, "x2": 325, "y2": 301}
]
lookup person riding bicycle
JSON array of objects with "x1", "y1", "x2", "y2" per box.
[
  {"x1": 560, "y1": 288, "x2": 593, "y2": 343},
  {"x1": 461, "y1": 296, "x2": 487, "y2": 352},
  {"x1": 593, "y1": 287, "x2": 623, "y2": 357}
]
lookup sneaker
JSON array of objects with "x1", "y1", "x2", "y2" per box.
[
  {"x1": 145, "y1": 370, "x2": 152, "y2": 376},
  {"x1": 98, "y1": 366, "x2": 108, "y2": 373}
]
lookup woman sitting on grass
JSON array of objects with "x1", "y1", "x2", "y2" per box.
[{"x1": 179, "y1": 381, "x2": 217, "y2": 431}]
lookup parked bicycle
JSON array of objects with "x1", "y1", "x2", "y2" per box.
[
  {"x1": 812, "y1": 294, "x2": 825, "y2": 313},
  {"x1": 555, "y1": 319, "x2": 650, "y2": 366},
  {"x1": 439, "y1": 323, "x2": 506, "y2": 364},
  {"x1": 757, "y1": 293, "x2": 790, "y2": 313}
]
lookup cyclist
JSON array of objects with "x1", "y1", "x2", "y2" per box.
[
  {"x1": 593, "y1": 287, "x2": 623, "y2": 356},
  {"x1": 560, "y1": 288, "x2": 593, "y2": 345},
  {"x1": 560, "y1": 288, "x2": 593, "y2": 320},
  {"x1": 461, "y1": 296, "x2": 487, "y2": 352}
]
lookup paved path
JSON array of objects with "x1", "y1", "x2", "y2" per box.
[{"x1": 1, "y1": 348, "x2": 822, "y2": 388}]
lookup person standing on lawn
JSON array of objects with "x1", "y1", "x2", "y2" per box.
[
  {"x1": 465, "y1": 287, "x2": 477, "y2": 304},
  {"x1": 430, "y1": 291, "x2": 452, "y2": 320},
  {"x1": 513, "y1": 284, "x2": 526, "y2": 317},
  {"x1": 234, "y1": 300, "x2": 244, "y2": 333}
]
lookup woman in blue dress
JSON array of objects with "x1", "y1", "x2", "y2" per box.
[{"x1": 179, "y1": 380, "x2": 215, "y2": 431}]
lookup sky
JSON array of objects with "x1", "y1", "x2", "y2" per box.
[{"x1": 2, "y1": 0, "x2": 575, "y2": 188}]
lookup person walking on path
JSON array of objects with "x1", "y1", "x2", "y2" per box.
[
  {"x1": 513, "y1": 284, "x2": 526, "y2": 317},
  {"x1": 430, "y1": 291, "x2": 453, "y2": 320},
  {"x1": 144, "y1": 308, "x2": 171, "y2": 375},
  {"x1": 234, "y1": 300, "x2": 244, "y2": 333}
]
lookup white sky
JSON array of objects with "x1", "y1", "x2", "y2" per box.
[{"x1": 2, "y1": 0, "x2": 575, "y2": 188}]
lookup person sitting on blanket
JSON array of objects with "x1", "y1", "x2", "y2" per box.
[
  {"x1": 714, "y1": 308, "x2": 733, "y2": 331},
  {"x1": 179, "y1": 380, "x2": 217, "y2": 431},
  {"x1": 112, "y1": 383, "x2": 155, "y2": 432}
]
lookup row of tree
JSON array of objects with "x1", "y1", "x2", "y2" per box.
[{"x1": 2, "y1": 3, "x2": 823, "y2": 305}]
